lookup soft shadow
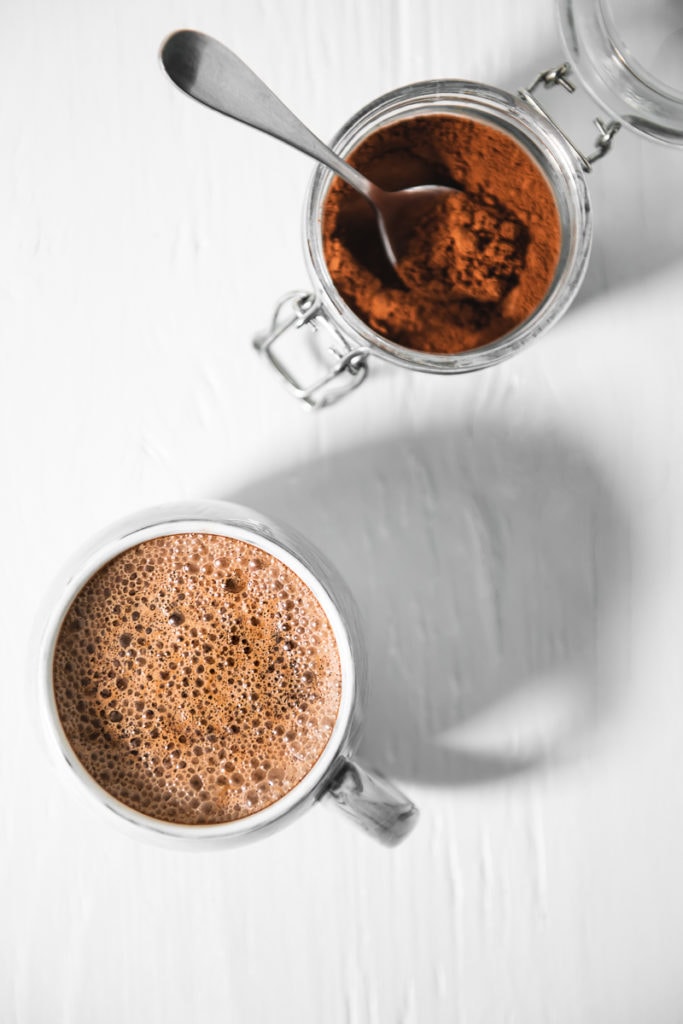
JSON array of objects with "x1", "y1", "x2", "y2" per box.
[
  {"x1": 224, "y1": 422, "x2": 629, "y2": 787},
  {"x1": 502, "y1": 52, "x2": 683, "y2": 308}
]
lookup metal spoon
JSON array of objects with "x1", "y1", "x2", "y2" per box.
[{"x1": 160, "y1": 30, "x2": 456, "y2": 267}]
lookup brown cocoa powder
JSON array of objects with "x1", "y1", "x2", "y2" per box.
[{"x1": 321, "y1": 114, "x2": 562, "y2": 354}]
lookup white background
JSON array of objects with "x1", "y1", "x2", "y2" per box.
[{"x1": 3, "y1": 1, "x2": 683, "y2": 1021}]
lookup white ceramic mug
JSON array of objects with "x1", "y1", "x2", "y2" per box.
[{"x1": 39, "y1": 500, "x2": 417, "y2": 847}]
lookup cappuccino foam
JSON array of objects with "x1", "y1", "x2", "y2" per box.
[{"x1": 52, "y1": 532, "x2": 343, "y2": 825}]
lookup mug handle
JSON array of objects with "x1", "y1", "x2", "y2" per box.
[{"x1": 324, "y1": 757, "x2": 418, "y2": 845}]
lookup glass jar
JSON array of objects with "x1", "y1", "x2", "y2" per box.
[
  {"x1": 560, "y1": 0, "x2": 683, "y2": 144},
  {"x1": 38, "y1": 501, "x2": 417, "y2": 847},
  {"x1": 254, "y1": 0, "x2": 683, "y2": 407}
]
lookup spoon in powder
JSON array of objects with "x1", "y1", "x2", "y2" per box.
[{"x1": 160, "y1": 30, "x2": 457, "y2": 268}]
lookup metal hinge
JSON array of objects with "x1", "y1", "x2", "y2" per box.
[{"x1": 520, "y1": 63, "x2": 621, "y2": 171}]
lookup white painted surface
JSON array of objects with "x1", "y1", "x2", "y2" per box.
[{"x1": 2, "y1": 1, "x2": 683, "y2": 1021}]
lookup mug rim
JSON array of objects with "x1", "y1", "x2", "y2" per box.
[{"x1": 39, "y1": 500, "x2": 358, "y2": 846}]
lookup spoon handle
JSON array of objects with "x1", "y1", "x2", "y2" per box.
[{"x1": 161, "y1": 30, "x2": 375, "y2": 202}]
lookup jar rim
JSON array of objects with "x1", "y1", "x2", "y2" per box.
[{"x1": 304, "y1": 79, "x2": 592, "y2": 374}]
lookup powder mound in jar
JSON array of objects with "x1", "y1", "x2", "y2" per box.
[
  {"x1": 322, "y1": 114, "x2": 562, "y2": 355},
  {"x1": 396, "y1": 189, "x2": 527, "y2": 303},
  {"x1": 52, "y1": 533, "x2": 342, "y2": 826}
]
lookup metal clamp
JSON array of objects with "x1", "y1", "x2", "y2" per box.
[
  {"x1": 520, "y1": 63, "x2": 621, "y2": 172},
  {"x1": 253, "y1": 291, "x2": 370, "y2": 409}
]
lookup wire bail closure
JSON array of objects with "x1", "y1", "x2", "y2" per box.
[
  {"x1": 253, "y1": 291, "x2": 370, "y2": 409},
  {"x1": 520, "y1": 63, "x2": 621, "y2": 172}
]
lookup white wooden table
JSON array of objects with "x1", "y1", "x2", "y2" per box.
[{"x1": 3, "y1": 1, "x2": 683, "y2": 1020}]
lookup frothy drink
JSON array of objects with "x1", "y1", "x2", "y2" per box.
[{"x1": 52, "y1": 533, "x2": 343, "y2": 825}]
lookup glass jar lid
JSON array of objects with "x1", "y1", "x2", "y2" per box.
[{"x1": 558, "y1": 0, "x2": 683, "y2": 144}]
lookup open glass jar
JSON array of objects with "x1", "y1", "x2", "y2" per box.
[{"x1": 254, "y1": 0, "x2": 683, "y2": 407}]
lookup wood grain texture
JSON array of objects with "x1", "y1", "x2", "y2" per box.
[{"x1": 2, "y1": 0, "x2": 683, "y2": 1021}]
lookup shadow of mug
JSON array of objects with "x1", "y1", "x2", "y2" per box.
[{"x1": 227, "y1": 421, "x2": 630, "y2": 788}]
